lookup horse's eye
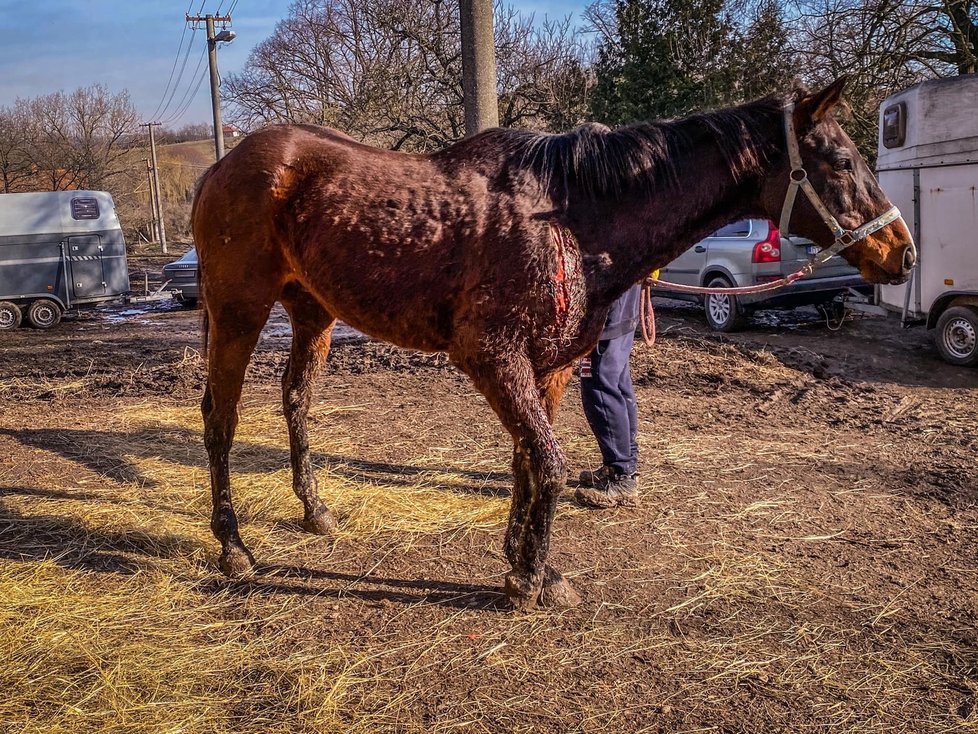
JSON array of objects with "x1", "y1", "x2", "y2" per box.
[{"x1": 835, "y1": 158, "x2": 854, "y2": 172}]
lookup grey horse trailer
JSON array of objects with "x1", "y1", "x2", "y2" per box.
[
  {"x1": 876, "y1": 74, "x2": 978, "y2": 366},
  {"x1": 0, "y1": 190, "x2": 131, "y2": 329}
]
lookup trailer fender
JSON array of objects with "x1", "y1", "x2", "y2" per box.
[
  {"x1": 927, "y1": 292, "x2": 978, "y2": 329},
  {"x1": 10, "y1": 293, "x2": 68, "y2": 311}
]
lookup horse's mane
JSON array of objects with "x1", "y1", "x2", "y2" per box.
[{"x1": 486, "y1": 95, "x2": 786, "y2": 201}]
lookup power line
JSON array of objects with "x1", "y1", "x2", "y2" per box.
[
  {"x1": 159, "y1": 48, "x2": 209, "y2": 126},
  {"x1": 156, "y1": 26, "x2": 201, "y2": 122},
  {"x1": 161, "y1": 63, "x2": 208, "y2": 127},
  {"x1": 147, "y1": 1, "x2": 198, "y2": 121}
]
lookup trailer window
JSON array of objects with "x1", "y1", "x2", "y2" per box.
[
  {"x1": 71, "y1": 197, "x2": 100, "y2": 220},
  {"x1": 882, "y1": 102, "x2": 907, "y2": 149}
]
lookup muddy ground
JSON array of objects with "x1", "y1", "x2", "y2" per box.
[{"x1": 1, "y1": 253, "x2": 977, "y2": 733}]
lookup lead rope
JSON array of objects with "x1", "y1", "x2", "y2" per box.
[
  {"x1": 640, "y1": 277, "x2": 656, "y2": 346},
  {"x1": 646, "y1": 263, "x2": 812, "y2": 297}
]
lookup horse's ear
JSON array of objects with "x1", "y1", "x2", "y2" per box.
[{"x1": 806, "y1": 76, "x2": 848, "y2": 122}]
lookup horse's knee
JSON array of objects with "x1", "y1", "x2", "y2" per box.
[{"x1": 536, "y1": 445, "x2": 567, "y2": 497}]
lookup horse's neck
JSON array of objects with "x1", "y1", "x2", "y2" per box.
[{"x1": 573, "y1": 117, "x2": 782, "y2": 299}]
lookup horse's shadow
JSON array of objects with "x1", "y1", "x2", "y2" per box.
[
  {"x1": 0, "y1": 425, "x2": 512, "y2": 498},
  {"x1": 203, "y1": 565, "x2": 507, "y2": 610},
  {"x1": 0, "y1": 490, "x2": 506, "y2": 611},
  {"x1": 0, "y1": 497, "x2": 201, "y2": 575}
]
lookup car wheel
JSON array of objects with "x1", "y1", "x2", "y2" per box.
[
  {"x1": 26, "y1": 299, "x2": 63, "y2": 329},
  {"x1": 935, "y1": 306, "x2": 978, "y2": 367},
  {"x1": 0, "y1": 301, "x2": 22, "y2": 330},
  {"x1": 703, "y1": 276, "x2": 746, "y2": 332}
]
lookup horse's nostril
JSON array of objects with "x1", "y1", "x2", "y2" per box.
[{"x1": 902, "y1": 245, "x2": 917, "y2": 271}]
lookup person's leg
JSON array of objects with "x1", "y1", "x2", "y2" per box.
[
  {"x1": 580, "y1": 334, "x2": 635, "y2": 475},
  {"x1": 617, "y1": 330, "x2": 639, "y2": 473}
]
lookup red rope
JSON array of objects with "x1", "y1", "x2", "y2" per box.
[
  {"x1": 645, "y1": 266, "x2": 810, "y2": 297},
  {"x1": 640, "y1": 278, "x2": 656, "y2": 346}
]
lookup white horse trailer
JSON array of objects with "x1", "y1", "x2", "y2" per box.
[{"x1": 876, "y1": 75, "x2": 978, "y2": 366}]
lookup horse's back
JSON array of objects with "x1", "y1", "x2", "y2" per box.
[{"x1": 192, "y1": 124, "x2": 478, "y2": 352}]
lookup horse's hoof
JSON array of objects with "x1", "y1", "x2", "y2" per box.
[
  {"x1": 504, "y1": 571, "x2": 541, "y2": 611},
  {"x1": 218, "y1": 545, "x2": 255, "y2": 577},
  {"x1": 538, "y1": 566, "x2": 582, "y2": 608},
  {"x1": 301, "y1": 509, "x2": 338, "y2": 536}
]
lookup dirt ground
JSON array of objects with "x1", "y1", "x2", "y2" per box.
[{"x1": 1, "y1": 253, "x2": 977, "y2": 733}]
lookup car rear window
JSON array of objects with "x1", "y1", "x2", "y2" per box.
[{"x1": 713, "y1": 221, "x2": 752, "y2": 237}]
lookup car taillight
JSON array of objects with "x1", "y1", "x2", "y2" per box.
[{"x1": 752, "y1": 224, "x2": 782, "y2": 264}]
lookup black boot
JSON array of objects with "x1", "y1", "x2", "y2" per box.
[{"x1": 574, "y1": 468, "x2": 639, "y2": 508}]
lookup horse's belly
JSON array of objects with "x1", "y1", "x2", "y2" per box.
[{"x1": 289, "y1": 245, "x2": 457, "y2": 353}]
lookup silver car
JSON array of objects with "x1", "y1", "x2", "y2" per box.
[
  {"x1": 656, "y1": 219, "x2": 869, "y2": 331},
  {"x1": 162, "y1": 248, "x2": 199, "y2": 305}
]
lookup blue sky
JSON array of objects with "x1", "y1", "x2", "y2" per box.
[{"x1": 0, "y1": 0, "x2": 588, "y2": 127}]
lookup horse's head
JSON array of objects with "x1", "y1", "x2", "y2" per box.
[{"x1": 764, "y1": 77, "x2": 915, "y2": 285}]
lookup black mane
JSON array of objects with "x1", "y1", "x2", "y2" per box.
[{"x1": 491, "y1": 95, "x2": 786, "y2": 201}]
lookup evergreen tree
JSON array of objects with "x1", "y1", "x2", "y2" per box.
[
  {"x1": 589, "y1": 0, "x2": 799, "y2": 125},
  {"x1": 590, "y1": 0, "x2": 738, "y2": 124}
]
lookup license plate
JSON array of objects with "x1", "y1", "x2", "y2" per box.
[{"x1": 806, "y1": 245, "x2": 819, "y2": 256}]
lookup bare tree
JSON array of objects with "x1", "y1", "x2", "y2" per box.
[
  {"x1": 495, "y1": 9, "x2": 595, "y2": 130},
  {"x1": 223, "y1": 0, "x2": 593, "y2": 150},
  {"x1": 0, "y1": 106, "x2": 33, "y2": 193},
  {"x1": 20, "y1": 85, "x2": 139, "y2": 191},
  {"x1": 789, "y1": 0, "x2": 970, "y2": 156}
]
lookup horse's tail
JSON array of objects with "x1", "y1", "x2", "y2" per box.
[
  {"x1": 191, "y1": 166, "x2": 213, "y2": 363},
  {"x1": 199, "y1": 276, "x2": 208, "y2": 362}
]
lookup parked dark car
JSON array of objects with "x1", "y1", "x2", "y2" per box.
[
  {"x1": 656, "y1": 219, "x2": 869, "y2": 331},
  {"x1": 162, "y1": 248, "x2": 199, "y2": 305}
]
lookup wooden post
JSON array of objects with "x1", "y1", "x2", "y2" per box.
[{"x1": 459, "y1": 0, "x2": 499, "y2": 136}]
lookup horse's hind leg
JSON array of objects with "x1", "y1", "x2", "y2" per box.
[
  {"x1": 538, "y1": 366, "x2": 573, "y2": 425},
  {"x1": 203, "y1": 299, "x2": 274, "y2": 576},
  {"x1": 281, "y1": 283, "x2": 338, "y2": 535}
]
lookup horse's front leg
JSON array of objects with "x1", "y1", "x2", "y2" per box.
[
  {"x1": 456, "y1": 357, "x2": 581, "y2": 610},
  {"x1": 505, "y1": 434, "x2": 582, "y2": 609}
]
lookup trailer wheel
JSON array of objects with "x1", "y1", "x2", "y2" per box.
[
  {"x1": 26, "y1": 299, "x2": 62, "y2": 329},
  {"x1": 0, "y1": 301, "x2": 22, "y2": 330},
  {"x1": 935, "y1": 306, "x2": 978, "y2": 367}
]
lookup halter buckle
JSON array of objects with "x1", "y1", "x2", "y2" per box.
[
  {"x1": 837, "y1": 232, "x2": 855, "y2": 248},
  {"x1": 789, "y1": 168, "x2": 807, "y2": 183}
]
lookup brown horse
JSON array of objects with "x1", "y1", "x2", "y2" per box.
[{"x1": 192, "y1": 78, "x2": 914, "y2": 610}]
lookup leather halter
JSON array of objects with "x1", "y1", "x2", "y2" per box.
[{"x1": 779, "y1": 102, "x2": 907, "y2": 266}]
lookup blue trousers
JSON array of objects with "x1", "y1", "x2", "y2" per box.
[{"x1": 580, "y1": 328, "x2": 639, "y2": 475}]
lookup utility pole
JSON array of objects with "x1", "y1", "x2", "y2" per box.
[
  {"x1": 143, "y1": 158, "x2": 159, "y2": 243},
  {"x1": 459, "y1": 0, "x2": 498, "y2": 136},
  {"x1": 187, "y1": 13, "x2": 234, "y2": 161},
  {"x1": 141, "y1": 122, "x2": 167, "y2": 254}
]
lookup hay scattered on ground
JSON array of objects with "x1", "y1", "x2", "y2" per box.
[{"x1": 1, "y1": 344, "x2": 977, "y2": 733}]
